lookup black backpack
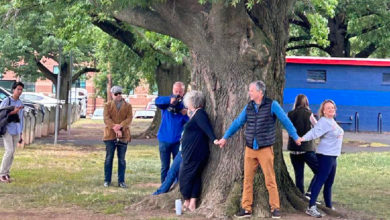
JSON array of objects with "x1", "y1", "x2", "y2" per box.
[{"x1": 0, "y1": 97, "x2": 20, "y2": 136}]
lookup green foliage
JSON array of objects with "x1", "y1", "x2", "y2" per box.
[
  {"x1": 289, "y1": 0, "x2": 390, "y2": 58},
  {"x1": 0, "y1": 0, "x2": 96, "y2": 81}
]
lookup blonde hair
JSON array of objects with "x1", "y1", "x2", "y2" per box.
[{"x1": 318, "y1": 99, "x2": 337, "y2": 117}]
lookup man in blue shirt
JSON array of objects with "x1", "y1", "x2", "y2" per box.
[
  {"x1": 0, "y1": 82, "x2": 24, "y2": 183},
  {"x1": 155, "y1": 82, "x2": 189, "y2": 183},
  {"x1": 217, "y1": 81, "x2": 300, "y2": 219}
]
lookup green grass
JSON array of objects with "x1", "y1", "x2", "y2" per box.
[
  {"x1": 0, "y1": 144, "x2": 161, "y2": 214},
  {"x1": 284, "y1": 152, "x2": 390, "y2": 219},
  {"x1": 0, "y1": 143, "x2": 389, "y2": 219}
]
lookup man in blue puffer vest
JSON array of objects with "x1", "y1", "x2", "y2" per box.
[{"x1": 155, "y1": 82, "x2": 189, "y2": 183}]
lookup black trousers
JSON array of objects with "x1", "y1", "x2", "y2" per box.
[
  {"x1": 290, "y1": 151, "x2": 318, "y2": 194},
  {"x1": 179, "y1": 158, "x2": 208, "y2": 200}
]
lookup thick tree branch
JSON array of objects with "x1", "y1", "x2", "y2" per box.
[
  {"x1": 114, "y1": 6, "x2": 180, "y2": 40},
  {"x1": 287, "y1": 44, "x2": 328, "y2": 53},
  {"x1": 91, "y1": 15, "x2": 144, "y2": 57},
  {"x1": 289, "y1": 18, "x2": 310, "y2": 30},
  {"x1": 355, "y1": 43, "x2": 377, "y2": 58},
  {"x1": 347, "y1": 24, "x2": 382, "y2": 39},
  {"x1": 35, "y1": 58, "x2": 57, "y2": 82},
  {"x1": 72, "y1": 67, "x2": 99, "y2": 82}
]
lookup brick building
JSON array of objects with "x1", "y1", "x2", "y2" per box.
[{"x1": 1, "y1": 58, "x2": 155, "y2": 116}]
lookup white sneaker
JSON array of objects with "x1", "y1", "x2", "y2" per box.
[{"x1": 305, "y1": 206, "x2": 322, "y2": 218}]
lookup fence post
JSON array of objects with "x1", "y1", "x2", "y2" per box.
[
  {"x1": 377, "y1": 113, "x2": 383, "y2": 134},
  {"x1": 354, "y1": 112, "x2": 359, "y2": 133}
]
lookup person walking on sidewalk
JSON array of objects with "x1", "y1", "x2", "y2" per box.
[
  {"x1": 287, "y1": 94, "x2": 318, "y2": 198},
  {"x1": 0, "y1": 82, "x2": 24, "y2": 183},
  {"x1": 103, "y1": 86, "x2": 133, "y2": 188},
  {"x1": 217, "y1": 80, "x2": 300, "y2": 219},
  {"x1": 298, "y1": 99, "x2": 344, "y2": 218}
]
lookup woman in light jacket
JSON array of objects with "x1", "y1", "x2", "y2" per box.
[{"x1": 299, "y1": 100, "x2": 344, "y2": 218}]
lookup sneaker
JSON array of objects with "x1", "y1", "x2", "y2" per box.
[
  {"x1": 118, "y1": 182, "x2": 127, "y2": 188},
  {"x1": 234, "y1": 208, "x2": 252, "y2": 218},
  {"x1": 305, "y1": 192, "x2": 321, "y2": 205},
  {"x1": 103, "y1": 182, "x2": 110, "y2": 187},
  {"x1": 305, "y1": 206, "x2": 322, "y2": 218},
  {"x1": 0, "y1": 175, "x2": 9, "y2": 183},
  {"x1": 305, "y1": 192, "x2": 311, "y2": 200},
  {"x1": 271, "y1": 209, "x2": 281, "y2": 218}
]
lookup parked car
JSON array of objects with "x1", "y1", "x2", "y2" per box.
[
  {"x1": 145, "y1": 99, "x2": 157, "y2": 111},
  {"x1": 70, "y1": 88, "x2": 88, "y2": 118},
  {"x1": 91, "y1": 108, "x2": 104, "y2": 120},
  {"x1": 133, "y1": 110, "x2": 155, "y2": 119},
  {"x1": 0, "y1": 87, "x2": 43, "y2": 117},
  {"x1": 20, "y1": 92, "x2": 59, "y2": 108}
]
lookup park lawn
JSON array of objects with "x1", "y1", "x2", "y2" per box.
[
  {"x1": 284, "y1": 152, "x2": 390, "y2": 219},
  {"x1": 0, "y1": 143, "x2": 389, "y2": 219}
]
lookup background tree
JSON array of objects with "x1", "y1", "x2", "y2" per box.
[
  {"x1": 91, "y1": 0, "x2": 341, "y2": 218},
  {"x1": 92, "y1": 16, "x2": 190, "y2": 137},
  {"x1": 0, "y1": 0, "x2": 100, "y2": 128},
  {"x1": 288, "y1": 0, "x2": 390, "y2": 57}
]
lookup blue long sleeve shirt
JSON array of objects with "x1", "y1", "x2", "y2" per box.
[
  {"x1": 223, "y1": 101, "x2": 299, "y2": 150},
  {"x1": 155, "y1": 96, "x2": 189, "y2": 143},
  {"x1": 0, "y1": 96, "x2": 24, "y2": 135}
]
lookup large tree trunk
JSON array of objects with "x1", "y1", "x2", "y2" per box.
[
  {"x1": 136, "y1": 62, "x2": 190, "y2": 139},
  {"x1": 328, "y1": 13, "x2": 349, "y2": 57},
  {"x1": 112, "y1": 0, "x2": 340, "y2": 218}
]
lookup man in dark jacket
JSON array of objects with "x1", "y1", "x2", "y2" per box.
[
  {"x1": 217, "y1": 81, "x2": 300, "y2": 219},
  {"x1": 155, "y1": 82, "x2": 189, "y2": 183}
]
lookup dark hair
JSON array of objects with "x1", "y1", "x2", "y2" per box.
[
  {"x1": 293, "y1": 94, "x2": 310, "y2": 110},
  {"x1": 12, "y1": 82, "x2": 24, "y2": 90}
]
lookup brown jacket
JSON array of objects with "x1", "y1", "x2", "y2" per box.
[{"x1": 103, "y1": 99, "x2": 133, "y2": 142}]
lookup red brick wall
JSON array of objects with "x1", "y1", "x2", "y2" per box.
[{"x1": 2, "y1": 58, "x2": 155, "y2": 116}]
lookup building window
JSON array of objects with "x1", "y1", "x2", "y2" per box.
[
  {"x1": 53, "y1": 65, "x2": 59, "y2": 75},
  {"x1": 382, "y1": 73, "x2": 390, "y2": 84},
  {"x1": 24, "y1": 82, "x2": 35, "y2": 92},
  {"x1": 307, "y1": 70, "x2": 326, "y2": 83}
]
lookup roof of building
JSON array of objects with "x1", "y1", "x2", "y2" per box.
[{"x1": 286, "y1": 56, "x2": 390, "y2": 67}]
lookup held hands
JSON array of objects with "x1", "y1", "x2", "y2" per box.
[
  {"x1": 295, "y1": 137, "x2": 304, "y2": 146},
  {"x1": 214, "y1": 138, "x2": 227, "y2": 148}
]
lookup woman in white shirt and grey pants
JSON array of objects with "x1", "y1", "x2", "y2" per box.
[{"x1": 299, "y1": 99, "x2": 344, "y2": 218}]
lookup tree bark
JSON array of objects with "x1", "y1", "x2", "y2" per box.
[
  {"x1": 113, "y1": 0, "x2": 341, "y2": 218},
  {"x1": 135, "y1": 62, "x2": 190, "y2": 139}
]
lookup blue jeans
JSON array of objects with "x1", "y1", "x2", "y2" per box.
[
  {"x1": 153, "y1": 153, "x2": 182, "y2": 195},
  {"x1": 290, "y1": 151, "x2": 319, "y2": 194},
  {"x1": 159, "y1": 141, "x2": 180, "y2": 183},
  {"x1": 309, "y1": 154, "x2": 337, "y2": 207},
  {"x1": 104, "y1": 140, "x2": 128, "y2": 183}
]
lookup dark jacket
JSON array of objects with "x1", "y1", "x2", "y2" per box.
[
  {"x1": 0, "y1": 106, "x2": 16, "y2": 136},
  {"x1": 245, "y1": 98, "x2": 276, "y2": 149},
  {"x1": 287, "y1": 107, "x2": 315, "y2": 151}
]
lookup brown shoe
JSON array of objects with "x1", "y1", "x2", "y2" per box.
[{"x1": 6, "y1": 174, "x2": 12, "y2": 182}]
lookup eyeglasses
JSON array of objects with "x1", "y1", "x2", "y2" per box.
[{"x1": 114, "y1": 93, "x2": 122, "y2": 96}]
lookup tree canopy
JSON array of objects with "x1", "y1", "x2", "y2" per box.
[{"x1": 288, "y1": 0, "x2": 390, "y2": 57}]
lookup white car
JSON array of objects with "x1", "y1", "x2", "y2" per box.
[
  {"x1": 133, "y1": 110, "x2": 155, "y2": 119},
  {"x1": 91, "y1": 108, "x2": 104, "y2": 120},
  {"x1": 20, "y1": 92, "x2": 59, "y2": 107}
]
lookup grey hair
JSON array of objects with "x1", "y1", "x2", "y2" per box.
[
  {"x1": 173, "y1": 81, "x2": 185, "y2": 89},
  {"x1": 183, "y1": 90, "x2": 205, "y2": 109},
  {"x1": 249, "y1": 80, "x2": 266, "y2": 94}
]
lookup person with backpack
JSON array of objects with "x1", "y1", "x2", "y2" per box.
[{"x1": 0, "y1": 82, "x2": 24, "y2": 183}]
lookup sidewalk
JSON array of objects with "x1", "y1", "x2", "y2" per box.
[{"x1": 283, "y1": 131, "x2": 390, "y2": 153}]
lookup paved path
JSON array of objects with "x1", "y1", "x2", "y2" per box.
[{"x1": 3, "y1": 119, "x2": 390, "y2": 154}]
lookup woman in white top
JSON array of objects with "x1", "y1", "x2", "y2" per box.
[{"x1": 299, "y1": 100, "x2": 344, "y2": 218}]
